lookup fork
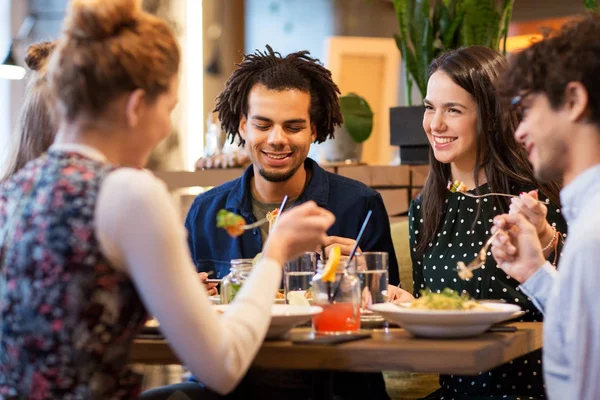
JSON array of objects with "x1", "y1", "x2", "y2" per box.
[
  {"x1": 241, "y1": 195, "x2": 289, "y2": 231},
  {"x1": 241, "y1": 195, "x2": 289, "y2": 232},
  {"x1": 241, "y1": 218, "x2": 270, "y2": 230},
  {"x1": 456, "y1": 229, "x2": 503, "y2": 280},
  {"x1": 456, "y1": 191, "x2": 549, "y2": 205}
]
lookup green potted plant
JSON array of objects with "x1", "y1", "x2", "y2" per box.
[
  {"x1": 584, "y1": 0, "x2": 599, "y2": 11},
  {"x1": 323, "y1": 93, "x2": 373, "y2": 163},
  {"x1": 389, "y1": 0, "x2": 515, "y2": 164}
]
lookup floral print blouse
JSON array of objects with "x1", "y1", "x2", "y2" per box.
[{"x1": 0, "y1": 151, "x2": 148, "y2": 399}]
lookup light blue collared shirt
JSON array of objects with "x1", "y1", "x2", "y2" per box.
[{"x1": 521, "y1": 164, "x2": 600, "y2": 400}]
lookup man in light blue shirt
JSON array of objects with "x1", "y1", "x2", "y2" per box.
[{"x1": 490, "y1": 14, "x2": 600, "y2": 400}]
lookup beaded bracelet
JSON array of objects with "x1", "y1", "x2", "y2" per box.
[{"x1": 542, "y1": 226, "x2": 558, "y2": 252}]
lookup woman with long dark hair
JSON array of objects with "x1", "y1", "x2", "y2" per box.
[{"x1": 409, "y1": 46, "x2": 567, "y2": 399}]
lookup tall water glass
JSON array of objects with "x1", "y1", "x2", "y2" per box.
[
  {"x1": 284, "y1": 252, "x2": 316, "y2": 304},
  {"x1": 356, "y1": 252, "x2": 389, "y2": 308}
]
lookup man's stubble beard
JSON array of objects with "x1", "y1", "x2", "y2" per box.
[
  {"x1": 258, "y1": 161, "x2": 304, "y2": 183},
  {"x1": 535, "y1": 140, "x2": 568, "y2": 183}
]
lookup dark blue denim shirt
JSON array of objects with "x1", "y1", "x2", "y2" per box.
[{"x1": 184, "y1": 158, "x2": 400, "y2": 285}]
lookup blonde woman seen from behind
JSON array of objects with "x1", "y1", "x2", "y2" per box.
[{"x1": 0, "y1": 0, "x2": 335, "y2": 399}]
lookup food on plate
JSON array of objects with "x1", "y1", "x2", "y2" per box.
[
  {"x1": 275, "y1": 289, "x2": 285, "y2": 299},
  {"x1": 216, "y1": 209, "x2": 246, "y2": 237},
  {"x1": 408, "y1": 288, "x2": 491, "y2": 311},
  {"x1": 447, "y1": 180, "x2": 468, "y2": 193},
  {"x1": 321, "y1": 245, "x2": 341, "y2": 283},
  {"x1": 456, "y1": 261, "x2": 474, "y2": 280},
  {"x1": 287, "y1": 291, "x2": 311, "y2": 306}
]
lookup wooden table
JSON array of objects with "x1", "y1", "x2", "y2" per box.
[{"x1": 131, "y1": 322, "x2": 542, "y2": 375}]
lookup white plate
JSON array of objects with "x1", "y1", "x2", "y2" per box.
[
  {"x1": 209, "y1": 295, "x2": 286, "y2": 305},
  {"x1": 214, "y1": 304, "x2": 322, "y2": 339},
  {"x1": 369, "y1": 302, "x2": 522, "y2": 338}
]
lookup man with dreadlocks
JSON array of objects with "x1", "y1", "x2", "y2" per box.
[
  {"x1": 184, "y1": 46, "x2": 398, "y2": 399},
  {"x1": 185, "y1": 45, "x2": 400, "y2": 287}
]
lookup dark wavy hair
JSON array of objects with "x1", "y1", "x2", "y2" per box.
[
  {"x1": 416, "y1": 46, "x2": 561, "y2": 255},
  {"x1": 214, "y1": 45, "x2": 343, "y2": 146},
  {"x1": 498, "y1": 13, "x2": 600, "y2": 127}
]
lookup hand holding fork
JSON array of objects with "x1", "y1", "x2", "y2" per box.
[{"x1": 457, "y1": 229, "x2": 503, "y2": 280}]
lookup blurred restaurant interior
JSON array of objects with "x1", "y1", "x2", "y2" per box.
[{"x1": 0, "y1": 0, "x2": 591, "y2": 222}]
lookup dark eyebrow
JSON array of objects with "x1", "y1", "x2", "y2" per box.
[
  {"x1": 251, "y1": 116, "x2": 273, "y2": 123},
  {"x1": 423, "y1": 99, "x2": 467, "y2": 109},
  {"x1": 283, "y1": 119, "x2": 308, "y2": 124},
  {"x1": 250, "y1": 116, "x2": 307, "y2": 124},
  {"x1": 443, "y1": 102, "x2": 467, "y2": 109}
]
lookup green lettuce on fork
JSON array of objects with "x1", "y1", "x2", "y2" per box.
[{"x1": 216, "y1": 209, "x2": 246, "y2": 237}]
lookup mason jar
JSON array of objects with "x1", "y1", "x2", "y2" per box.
[
  {"x1": 310, "y1": 257, "x2": 361, "y2": 334},
  {"x1": 220, "y1": 259, "x2": 253, "y2": 304}
]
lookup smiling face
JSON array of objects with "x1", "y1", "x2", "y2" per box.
[
  {"x1": 423, "y1": 71, "x2": 479, "y2": 169},
  {"x1": 513, "y1": 92, "x2": 570, "y2": 183},
  {"x1": 239, "y1": 84, "x2": 316, "y2": 183}
]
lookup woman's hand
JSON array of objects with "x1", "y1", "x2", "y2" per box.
[
  {"x1": 387, "y1": 285, "x2": 415, "y2": 303},
  {"x1": 509, "y1": 190, "x2": 555, "y2": 253},
  {"x1": 262, "y1": 201, "x2": 335, "y2": 266},
  {"x1": 491, "y1": 214, "x2": 546, "y2": 283}
]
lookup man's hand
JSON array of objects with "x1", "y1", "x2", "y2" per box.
[
  {"x1": 491, "y1": 213, "x2": 546, "y2": 284},
  {"x1": 262, "y1": 201, "x2": 335, "y2": 266},
  {"x1": 199, "y1": 272, "x2": 218, "y2": 296},
  {"x1": 319, "y1": 236, "x2": 361, "y2": 257}
]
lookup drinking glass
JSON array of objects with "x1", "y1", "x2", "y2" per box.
[
  {"x1": 311, "y1": 257, "x2": 361, "y2": 334},
  {"x1": 356, "y1": 252, "x2": 389, "y2": 308},
  {"x1": 284, "y1": 252, "x2": 316, "y2": 305}
]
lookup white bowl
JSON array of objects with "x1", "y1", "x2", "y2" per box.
[
  {"x1": 369, "y1": 302, "x2": 521, "y2": 338},
  {"x1": 213, "y1": 304, "x2": 322, "y2": 339},
  {"x1": 210, "y1": 295, "x2": 286, "y2": 305}
]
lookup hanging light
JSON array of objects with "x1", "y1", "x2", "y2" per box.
[{"x1": 0, "y1": 45, "x2": 26, "y2": 80}]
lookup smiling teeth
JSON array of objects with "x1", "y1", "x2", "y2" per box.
[
  {"x1": 434, "y1": 137, "x2": 457, "y2": 144},
  {"x1": 266, "y1": 154, "x2": 288, "y2": 159}
]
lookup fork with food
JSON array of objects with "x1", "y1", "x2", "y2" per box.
[
  {"x1": 217, "y1": 201, "x2": 284, "y2": 237},
  {"x1": 456, "y1": 229, "x2": 503, "y2": 280},
  {"x1": 448, "y1": 180, "x2": 550, "y2": 205}
]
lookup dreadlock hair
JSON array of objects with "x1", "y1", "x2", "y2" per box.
[{"x1": 214, "y1": 45, "x2": 343, "y2": 146}]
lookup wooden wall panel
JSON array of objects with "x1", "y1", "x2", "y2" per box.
[{"x1": 326, "y1": 37, "x2": 400, "y2": 165}]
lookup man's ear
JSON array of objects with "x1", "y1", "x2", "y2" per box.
[
  {"x1": 310, "y1": 123, "x2": 317, "y2": 142},
  {"x1": 239, "y1": 114, "x2": 248, "y2": 141},
  {"x1": 564, "y1": 81, "x2": 589, "y2": 123},
  {"x1": 125, "y1": 89, "x2": 146, "y2": 128}
]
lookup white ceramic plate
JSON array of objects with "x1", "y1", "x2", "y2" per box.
[
  {"x1": 209, "y1": 296, "x2": 286, "y2": 305},
  {"x1": 214, "y1": 304, "x2": 322, "y2": 339},
  {"x1": 369, "y1": 302, "x2": 522, "y2": 338}
]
